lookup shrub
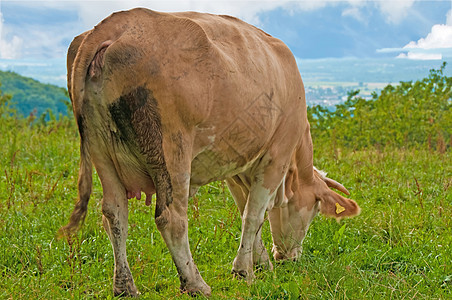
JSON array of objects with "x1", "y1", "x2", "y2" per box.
[{"x1": 308, "y1": 62, "x2": 452, "y2": 151}]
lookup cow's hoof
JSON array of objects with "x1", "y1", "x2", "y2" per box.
[
  {"x1": 114, "y1": 287, "x2": 140, "y2": 298},
  {"x1": 181, "y1": 282, "x2": 212, "y2": 297},
  {"x1": 113, "y1": 281, "x2": 140, "y2": 297},
  {"x1": 232, "y1": 256, "x2": 255, "y2": 283},
  {"x1": 231, "y1": 268, "x2": 255, "y2": 283}
]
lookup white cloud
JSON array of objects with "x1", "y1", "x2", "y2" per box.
[
  {"x1": 0, "y1": 35, "x2": 23, "y2": 59},
  {"x1": 0, "y1": 12, "x2": 24, "y2": 59},
  {"x1": 377, "y1": 0, "x2": 416, "y2": 24},
  {"x1": 342, "y1": 6, "x2": 365, "y2": 23},
  {"x1": 396, "y1": 52, "x2": 442, "y2": 60},
  {"x1": 398, "y1": 9, "x2": 452, "y2": 60},
  {"x1": 377, "y1": 8, "x2": 452, "y2": 60},
  {"x1": 405, "y1": 24, "x2": 452, "y2": 49},
  {"x1": 71, "y1": 0, "x2": 287, "y2": 28},
  {"x1": 447, "y1": 7, "x2": 452, "y2": 25},
  {"x1": 340, "y1": 0, "x2": 417, "y2": 24}
]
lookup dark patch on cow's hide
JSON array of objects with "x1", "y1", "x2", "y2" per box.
[
  {"x1": 129, "y1": 88, "x2": 164, "y2": 165},
  {"x1": 109, "y1": 86, "x2": 173, "y2": 220},
  {"x1": 109, "y1": 86, "x2": 155, "y2": 147},
  {"x1": 109, "y1": 92, "x2": 137, "y2": 144},
  {"x1": 154, "y1": 170, "x2": 173, "y2": 218},
  {"x1": 76, "y1": 114, "x2": 86, "y2": 142}
]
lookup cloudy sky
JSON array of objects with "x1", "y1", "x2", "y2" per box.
[{"x1": 0, "y1": 0, "x2": 451, "y2": 61}]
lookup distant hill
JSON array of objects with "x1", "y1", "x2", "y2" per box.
[{"x1": 0, "y1": 70, "x2": 69, "y2": 117}]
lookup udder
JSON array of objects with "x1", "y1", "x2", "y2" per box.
[
  {"x1": 123, "y1": 174, "x2": 156, "y2": 206},
  {"x1": 113, "y1": 152, "x2": 156, "y2": 206}
]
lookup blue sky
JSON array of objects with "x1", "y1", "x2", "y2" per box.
[{"x1": 0, "y1": 0, "x2": 452, "y2": 80}]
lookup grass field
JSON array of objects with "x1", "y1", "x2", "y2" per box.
[{"x1": 1, "y1": 115, "x2": 450, "y2": 299}]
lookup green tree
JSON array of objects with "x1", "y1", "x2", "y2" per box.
[{"x1": 308, "y1": 62, "x2": 452, "y2": 151}]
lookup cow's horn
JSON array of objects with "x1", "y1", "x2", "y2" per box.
[{"x1": 323, "y1": 177, "x2": 350, "y2": 195}]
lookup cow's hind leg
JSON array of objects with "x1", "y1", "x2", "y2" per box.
[
  {"x1": 97, "y1": 160, "x2": 138, "y2": 297},
  {"x1": 147, "y1": 128, "x2": 211, "y2": 296},
  {"x1": 226, "y1": 176, "x2": 273, "y2": 271},
  {"x1": 153, "y1": 169, "x2": 211, "y2": 296}
]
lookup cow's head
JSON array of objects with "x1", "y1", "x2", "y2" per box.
[{"x1": 268, "y1": 166, "x2": 360, "y2": 260}]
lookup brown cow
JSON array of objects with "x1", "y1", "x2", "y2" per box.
[{"x1": 61, "y1": 8, "x2": 360, "y2": 297}]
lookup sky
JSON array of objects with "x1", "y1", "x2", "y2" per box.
[{"x1": 0, "y1": 0, "x2": 452, "y2": 61}]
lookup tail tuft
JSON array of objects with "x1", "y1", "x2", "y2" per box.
[
  {"x1": 58, "y1": 144, "x2": 92, "y2": 239},
  {"x1": 58, "y1": 200, "x2": 89, "y2": 239}
]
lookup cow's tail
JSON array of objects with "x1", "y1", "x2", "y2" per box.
[
  {"x1": 59, "y1": 14, "x2": 128, "y2": 238},
  {"x1": 59, "y1": 142, "x2": 93, "y2": 238},
  {"x1": 69, "y1": 11, "x2": 132, "y2": 117}
]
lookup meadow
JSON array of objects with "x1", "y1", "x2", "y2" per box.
[{"x1": 0, "y1": 66, "x2": 451, "y2": 299}]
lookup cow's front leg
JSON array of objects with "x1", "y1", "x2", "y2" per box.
[
  {"x1": 154, "y1": 171, "x2": 211, "y2": 296},
  {"x1": 226, "y1": 177, "x2": 273, "y2": 270},
  {"x1": 232, "y1": 181, "x2": 276, "y2": 281},
  {"x1": 97, "y1": 162, "x2": 138, "y2": 297}
]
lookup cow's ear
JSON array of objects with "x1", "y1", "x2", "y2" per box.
[{"x1": 318, "y1": 188, "x2": 360, "y2": 220}]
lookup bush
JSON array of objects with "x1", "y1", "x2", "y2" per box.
[{"x1": 308, "y1": 62, "x2": 452, "y2": 151}]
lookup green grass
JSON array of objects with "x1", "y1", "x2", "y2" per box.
[{"x1": 1, "y1": 117, "x2": 451, "y2": 299}]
